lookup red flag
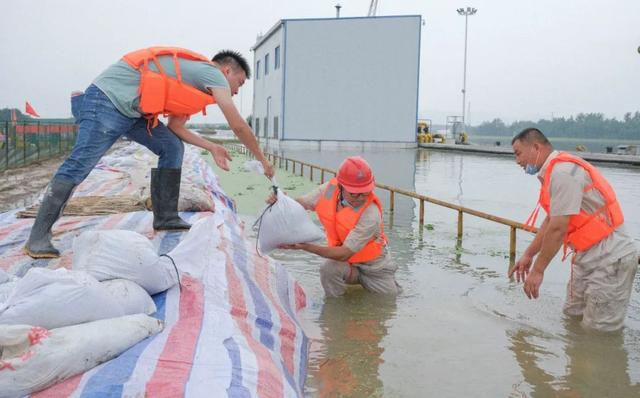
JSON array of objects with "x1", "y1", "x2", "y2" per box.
[{"x1": 25, "y1": 101, "x2": 40, "y2": 118}]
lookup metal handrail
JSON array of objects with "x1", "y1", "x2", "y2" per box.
[{"x1": 226, "y1": 143, "x2": 536, "y2": 264}]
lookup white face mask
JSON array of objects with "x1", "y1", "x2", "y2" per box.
[{"x1": 525, "y1": 148, "x2": 541, "y2": 175}]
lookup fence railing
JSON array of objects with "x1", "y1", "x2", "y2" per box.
[
  {"x1": 0, "y1": 121, "x2": 78, "y2": 171},
  {"x1": 227, "y1": 143, "x2": 537, "y2": 267}
]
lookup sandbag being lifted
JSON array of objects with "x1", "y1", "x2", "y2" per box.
[{"x1": 257, "y1": 190, "x2": 324, "y2": 255}]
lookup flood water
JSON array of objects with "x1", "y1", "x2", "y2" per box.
[{"x1": 233, "y1": 147, "x2": 640, "y2": 397}]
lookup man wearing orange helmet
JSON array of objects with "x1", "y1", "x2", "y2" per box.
[{"x1": 275, "y1": 156, "x2": 399, "y2": 297}]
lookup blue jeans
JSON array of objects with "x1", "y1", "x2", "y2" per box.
[{"x1": 57, "y1": 84, "x2": 184, "y2": 184}]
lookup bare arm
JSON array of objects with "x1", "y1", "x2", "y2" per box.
[
  {"x1": 167, "y1": 116, "x2": 232, "y2": 171},
  {"x1": 281, "y1": 242, "x2": 355, "y2": 262},
  {"x1": 523, "y1": 215, "x2": 570, "y2": 299},
  {"x1": 531, "y1": 215, "x2": 569, "y2": 274},
  {"x1": 525, "y1": 216, "x2": 549, "y2": 258},
  {"x1": 509, "y1": 216, "x2": 549, "y2": 280},
  {"x1": 210, "y1": 87, "x2": 274, "y2": 179}
]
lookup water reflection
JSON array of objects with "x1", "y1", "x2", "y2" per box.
[
  {"x1": 508, "y1": 319, "x2": 640, "y2": 397},
  {"x1": 307, "y1": 290, "x2": 397, "y2": 397}
]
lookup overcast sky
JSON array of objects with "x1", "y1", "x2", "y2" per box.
[{"x1": 1, "y1": 0, "x2": 639, "y2": 125}]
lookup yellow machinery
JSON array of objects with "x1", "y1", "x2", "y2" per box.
[
  {"x1": 417, "y1": 119, "x2": 446, "y2": 143},
  {"x1": 455, "y1": 132, "x2": 469, "y2": 145}
]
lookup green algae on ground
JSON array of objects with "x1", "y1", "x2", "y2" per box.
[{"x1": 202, "y1": 147, "x2": 320, "y2": 216}]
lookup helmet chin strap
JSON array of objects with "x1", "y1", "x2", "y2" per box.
[
  {"x1": 338, "y1": 186, "x2": 351, "y2": 208},
  {"x1": 338, "y1": 185, "x2": 364, "y2": 209}
]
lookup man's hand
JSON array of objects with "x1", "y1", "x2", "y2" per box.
[
  {"x1": 211, "y1": 86, "x2": 275, "y2": 180},
  {"x1": 209, "y1": 144, "x2": 232, "y2": 171},
  {"x1": 523, "y1": 269, "x2": 544, "y2": 299},
  {"x1": 509, "y1": 253, "x2": 533, "y2": 283},
  {"x1": 266, "y1": 191, "x2": 285, "y2": 205},
  {"x1": 262, "y1": 159, "x2": 275, "y2": 179}
]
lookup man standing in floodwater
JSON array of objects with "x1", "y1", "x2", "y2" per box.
[
  {"x1": 509, "y1": 127, "x2": 638, "y2": 332},
  {"x1": 269, "y1": 156, "x2": 400, "y2": 297},
  {"x1": 24, "y1": 47, "x2": 274, "y2": 258}
]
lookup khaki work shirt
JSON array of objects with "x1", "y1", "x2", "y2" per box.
[{"x1": 537, "y1": 151, "x2": 637, "y2": 265}]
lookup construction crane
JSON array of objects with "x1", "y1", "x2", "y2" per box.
[{"x1": 367, "y1": 0, "x2": 378, "y2": 17}]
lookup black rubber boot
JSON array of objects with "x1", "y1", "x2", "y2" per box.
[
  {"x1": 23, "y1": 178, "x2": 76, "y2": 258},
  {"x1": 151, "y1": 168, "x2": 191, "y2": 230}
]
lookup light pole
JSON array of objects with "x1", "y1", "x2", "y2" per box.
[{"x1": 457, "y1": 7, "x2": 477, "y2": 133}]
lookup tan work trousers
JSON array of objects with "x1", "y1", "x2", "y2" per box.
[
  {"x1": 319, "y1": 254, "x2": 399, "y2": 297},
  {"x1": 563, "y1": 251, "x2": 638, "y2": 332}
]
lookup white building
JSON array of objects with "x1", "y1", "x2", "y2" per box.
[{"x1": 251, "y1": 15, "x2": 421, "y2": 149}]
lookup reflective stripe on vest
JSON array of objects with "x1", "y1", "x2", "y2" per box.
[
  {"x1": 315, "y1": 178, "x2": 387, "y2": 264},
  {"x1": 122, "y1": 47, "x2": 216, "y2": 130},
  {"x1": 525, "y1": 152, "x2": 624, "y2": 254}
]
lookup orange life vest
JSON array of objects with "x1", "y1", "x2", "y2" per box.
[
  {"x1": 525, "y1": 152, "x2": 624, "y2": 254},
  {"x1": 122, "y1": 47, "x2": 216, "y2": 129},
  {"x1": 315, "y1": 178, "x2": 387, "y2": 264}
]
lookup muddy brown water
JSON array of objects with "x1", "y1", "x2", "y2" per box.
[{"x1": 227, "y1": 147, "x2": 640, "y2": 397}]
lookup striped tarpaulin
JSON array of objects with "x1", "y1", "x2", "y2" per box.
[
  {"x1": 0, "y1": 143, "x2": 308, "y2": 397},
  {"x1": 69, "y1": 141, "x2": 236, "y2": 212}
]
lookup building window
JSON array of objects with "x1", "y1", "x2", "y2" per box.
[
  {"x1": 274, "y1": 46, "x2": 280, "y2": 70},
  {"x1": 263, "y1": 117, "x2": 268, "y2": 137},
  {"x1": 273, "y1": 116, "x2": 279, "y2": 139},
  {"x1": 256, "y1": 60, "x2": 261, "y2": 79},
  {"x1": 264, "y1": 53, "x2": 269, "y2": 76},
  {"x1": 255, "y1": 118, "x2": 260, "y2": 136}
]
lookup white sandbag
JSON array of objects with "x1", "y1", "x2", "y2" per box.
[
  {"x1": 0, "y1": 270, "x2": 16, "y2": 304},
  {"x1": 0, "y1": 281, "x2": 16, "y2": 304},
  {"x1": 243, "y1": 159, "x2": 268, "y2": 176},
  {"x1": 166, "y1": 213, "x2": 224, "y2": 279},
  {"x1": 72, "y1": 230, "x2": 178, "y2": 295},
  {"x1": 0, "y1": 268, "x2": 10, "y2": 284},
  {"x1": 0, "y1": 314, "x2": 163, "y2": 398},
  {"x1": 178, "y1": 181, "x2": 215, "y2": 212},
  {"x1": 130, "y1": 172, "x2": 215, "y2": 212},
  {"x1": 257, "y1": 190, "x2": 324, "y2": 254},
  {"x1": 101, "y1": 279, "x2": 157, "y2": 315},
  {"x1": 0, "y1": 268, "x2": 124, "y2": 329}
]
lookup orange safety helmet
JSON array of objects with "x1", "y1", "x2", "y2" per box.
[{"x1": 337, "y1": 156, "x2": 375, "y2": 193}]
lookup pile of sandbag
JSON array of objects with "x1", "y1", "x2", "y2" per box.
[
  {"x1": 0, "y1": 225, "x2": 186, "y2": 396},
  {"x1": 18, "y1": 142, "x2": 218, "y2": 219},
  {"x1": 0, "y1": 268, "x2": 156, "y2": 328},
  {"x1": 102, "y1": 143, "x2": 216, "y2": 212}
]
